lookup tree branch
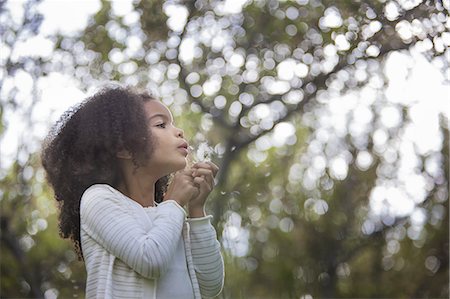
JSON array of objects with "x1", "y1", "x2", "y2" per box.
[
  {"x1": 172, "y1": 4, "x2": 232, "y2": 130},
  {"x1": 233, "y1": 33, "x2": 417, "y2": 153}
]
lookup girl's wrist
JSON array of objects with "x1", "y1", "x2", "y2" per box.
[{"x1": 188, "y1": 206, "x2": 206, "y2": 218}]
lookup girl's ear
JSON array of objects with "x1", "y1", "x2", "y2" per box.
[{"x1": 116, "y1": 149, "x2": 132, "y2": 159}]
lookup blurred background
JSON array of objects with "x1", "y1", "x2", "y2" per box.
[{"x1": 0, "y1": 0, "x2": 449, "y2": 298}]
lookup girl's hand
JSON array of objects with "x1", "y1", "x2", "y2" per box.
[
  {"x1": 164, "y1": 168, "x2": 199, "y2": 207},
  {"x1": 189, "y1": 161, "x2": 219, "y2": 217}
]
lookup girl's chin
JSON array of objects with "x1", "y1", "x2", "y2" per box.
[
  {"x1": 176, "y1": 164, "x2": 187, "y2": 172},
  {"x1": 170, "y1": 159, "x2": 188, "y2": 172}
]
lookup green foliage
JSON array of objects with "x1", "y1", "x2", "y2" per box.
[
  {"x1": 1, "y1": 156, "x2": 86, "y2": 298},
  {"x1": 137, "y1": 0, "x2": 169, "y2": 42}
]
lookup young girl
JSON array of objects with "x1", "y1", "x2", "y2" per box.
[{"x1": 41, "y1": 86, "x2": 224, "y2": 298}]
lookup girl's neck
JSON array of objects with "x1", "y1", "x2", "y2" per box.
[{"x1": 117, "y1": 166, "x2": 158, "y2": 208}]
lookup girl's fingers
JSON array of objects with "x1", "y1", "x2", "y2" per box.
[
  {"x1": 193, "y1": 176, "x2": 204, "y2": 186},
  {"x1": 207, "y1": 161, "x2": 219, "y2": 175},
  {"x1": 192, "y1": 169, "x2": 214, "y2": 187},
  {"x1": 192, "y1": 161, "x2": 219, "y2": 176},
  {"x1": 192, "y1": 168, "x2": 213, "y2": 178},
  {"x1": 193, "y1": 176, "x2": 212, "y2": 191}
]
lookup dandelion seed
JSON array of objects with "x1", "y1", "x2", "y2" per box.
[
  {"x1": 187, "y1": 142, "x2": 215, "y2": 168},
  {"x1": 196, "y1": 142, "x2": 214, "y2": 162}
]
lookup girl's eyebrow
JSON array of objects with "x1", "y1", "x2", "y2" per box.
[
  {"x1": 148, "y1": 113, "x2": 174, "y2": 123},
  {"x1": 148, "y1": 113, "x2": 168, "y2": 120}
]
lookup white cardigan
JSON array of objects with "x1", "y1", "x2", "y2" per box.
[{"x1": 80, "y1": 184, "x2": 224, "y2": 298}]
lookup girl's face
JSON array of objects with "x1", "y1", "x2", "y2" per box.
[{"x1": 144, "y1": 100, "x2": 189, "y2": 176}]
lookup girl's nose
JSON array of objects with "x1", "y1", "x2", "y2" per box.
[{"x1": 176, "y1": 127, "x2": 184, "y2": 138}]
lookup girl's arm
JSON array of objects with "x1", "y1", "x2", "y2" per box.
[
  {"x1": 188, "y1": 216, "x2": 225, "y2": 298},
  {"x1": 187, "y1": 161, "x2": 224, "y2": 297},
  {"x1": 80, "y1": 185, "x2": 186, "y2": 279}
]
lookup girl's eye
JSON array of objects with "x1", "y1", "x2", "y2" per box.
[{"x1": 156, "y1": 123, "x2": 166, "y2": 128}]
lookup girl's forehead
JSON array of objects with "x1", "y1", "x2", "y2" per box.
[{"x1": 144, "y1": 100, "x2": 173, "y2": 120}]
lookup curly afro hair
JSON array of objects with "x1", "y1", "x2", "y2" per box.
[{"x1": 41, "y1": 86, "x2": 169, "y2": 259}]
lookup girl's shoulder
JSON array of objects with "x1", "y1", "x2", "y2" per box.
[
  {"x1": 80, "y1": 184, "x2": 124, "y2": 209},
  {"x1": 82, "y1": 183, "x2": 116, "y2": 198},
  {"x1": 80, "y1": 184, "x2": 151, "y2": 221}
]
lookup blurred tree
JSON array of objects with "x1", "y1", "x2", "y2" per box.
[
  {"x1": 0, "y1": 156, "x2": 86, "y2": 298},
  {"x1": 0, "y1": 0, "x2": 85, "y2": 297},
  {"x1": 1, "y1": 0, "x2": 448, "y2": 298}
]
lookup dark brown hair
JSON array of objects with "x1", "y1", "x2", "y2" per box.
[{"x1": 41, "y1": 86, "x2": 168, "y2": 259}]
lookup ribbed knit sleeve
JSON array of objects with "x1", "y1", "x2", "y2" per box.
[
  {"x1": 80, "y1": 185, "x2": 186, "y2": 279},
  {"x1": 187, "y1": 216, "x2": 224, "y2": 298}
]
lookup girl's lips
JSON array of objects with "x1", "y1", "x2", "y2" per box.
[
  {"x1": 177, "y1": 140, "x2": 189, "y2": 156},
  {"x1": 177, "y1": 147, "x2": 189, "y2": 156}
]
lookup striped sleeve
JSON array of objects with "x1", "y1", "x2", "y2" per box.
[
  {"x1": 187, "y1": 216, "x2": 224, "y2": 298},
  {"x1": 80, "y1": 186, "x2": 186, "y2": 279}
]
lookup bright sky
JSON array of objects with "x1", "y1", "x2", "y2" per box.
[{"x1": 1, "y1": 0, "x2": 449, "y2": 257}]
